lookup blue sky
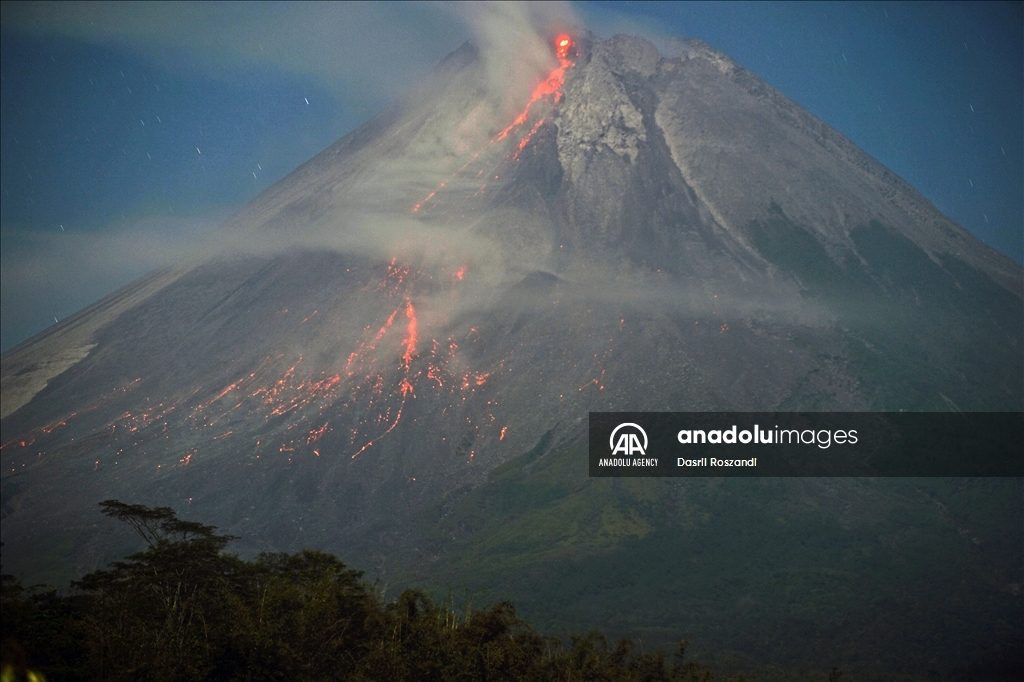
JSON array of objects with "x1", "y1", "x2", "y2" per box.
[{"x1": 1, "y1": 1, "x2": 1021, "y2": 352}]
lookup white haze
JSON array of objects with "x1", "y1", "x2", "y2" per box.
[
  {"x1": 186, "y1": 3, "x2": 580, "y2": 286},
  {"x1": 0, "y1": 2, "x2": 578, "y2": 351},
  {"x1": 1, "y1": 1, "x2": 824, "y2": 352},
  {"x1": 0, "y1": 216, "x2": 223, "y2": 350}
]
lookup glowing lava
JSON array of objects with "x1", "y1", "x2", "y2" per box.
[
  {"x1": 555, "y1": 35, "x2": 572, "y2": 59},
  {"x1": 5, "y1": 256, "x2": 509, "y2": 474},
  {"x1": 496, "y1": 34, "x2": 575, "y2": 141},
  {"x1": 402, "y1": 299, "x2": 418, "y2": 369},
  {"x1": 412, "y1": 34, "x2": 575, "y2": 213}
]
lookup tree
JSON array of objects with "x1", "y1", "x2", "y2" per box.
[
  {"x1": 5, "y1": 502, "x2": 734, "y2": 681},
  {"x1": 73, "y1": 500, "x2": 240, "y2": 681},
  {"x1": 214, "y1": 549, "x2": 370, "y2": 681}
]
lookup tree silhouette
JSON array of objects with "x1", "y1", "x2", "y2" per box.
[{"x1": 3, "y1": 501, "x2": 736, "y2": 681}]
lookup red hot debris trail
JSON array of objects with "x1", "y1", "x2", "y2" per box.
[
  {"x1": 401, "y1": 299, "x2": 418, "y2": 371},
  {"x1": 182, "y1": 261, "x2": 496, "y2": 461},
  {"x1": 348, "y1": 297, "x2": 419, "y2": 460},
  {"x1": 413, "y1": 34, "x2": 576, "y2": 213},
  {"x1": 2, "y1": 31, "x2": 577, "y2": 471},
  {"x1": 2, "y1": 261, "x2": 617, "y2": 475},
  {"x1": 496, "y1": 34, "x2": 575, "y2": 141},
  {"x1": 0, "y1": 378, "x2": 143, "y2": 455}
]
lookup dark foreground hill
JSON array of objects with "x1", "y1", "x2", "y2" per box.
[{"x1": 2, "y1": 31, "x2": 1021, "y2": 678}]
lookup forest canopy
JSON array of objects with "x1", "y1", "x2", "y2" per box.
[{"x1": 1, "y1": 500, "x2": 720, "y2": 682}]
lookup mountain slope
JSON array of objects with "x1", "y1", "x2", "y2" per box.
[{"x1": 2, "y1": 31, "x2": 1021, "y2": 676}]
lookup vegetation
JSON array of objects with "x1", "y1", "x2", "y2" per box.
[
  {"x1": 5, "y1": 489, "x2": 1019, "y2": 681},
  {"x1": 416, "y1": 436, "x2": 1023, "y2": 679},
  {"x1": 1, "y1": 501, "x2": 727, "y2": 681}
]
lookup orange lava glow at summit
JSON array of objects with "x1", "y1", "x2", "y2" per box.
[
  {"x1": 555, "y1": 34, "x2": 572, "y2": 59},
  {"x1": 497, "y1": 34, "x2": 576, "y2": 141},
  {"x1": 411, "y1": 34, "x2": 576, "y2": 213}
]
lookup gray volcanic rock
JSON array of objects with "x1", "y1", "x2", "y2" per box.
[{"x1": 2, "y1": 31, "x2": 1021, "y2": 673}]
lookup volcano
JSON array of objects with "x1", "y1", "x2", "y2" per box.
[{"x1": 2, "y1": 32, "x2": 1022, "y2": 675}]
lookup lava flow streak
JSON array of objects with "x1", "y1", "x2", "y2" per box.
[
  {"x1": 412, "y1": 34, "x2": 575, "y2": 213},
  {"x1": 0, "y1": 377, "x2": 142, "y2": 452},
  {"x1": 496, "y1": 34, "x2": 575, "y2": 141},
  {"x1": 350, "y1": 297, "x2": 420, "y2": 458},
  {"x1": 22, "y1": 258, "x2": 502, "y2": 468},
  {"x1": 402, "y1": 299, "x2": 418, "y2": 369}
]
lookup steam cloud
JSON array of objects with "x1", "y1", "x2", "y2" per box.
[
  {"x1": 191, "y1": 3, "x2": 583, "y2": 292},
  {"x1": 0, "y1": 1, "x2": 822, "y2": 354},
  {"x1": 0, "y1": 217, "x2": 221, "y2": 350},
  {"x1": 0, "y1": 2, "x2": 579, "y2": 351}
]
